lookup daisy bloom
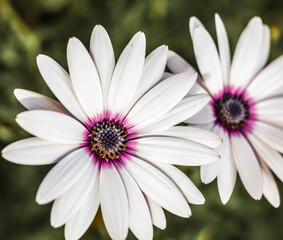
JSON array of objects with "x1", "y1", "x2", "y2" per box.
[
  {"x1": 168, "y1": 14, "x2": 283, "y2": 207},
  {"x1": 2, "y1": 25, "x2": 221, "y2": 240}
]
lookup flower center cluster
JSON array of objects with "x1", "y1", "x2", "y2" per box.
[
  {"x1": 213, "y1": 93, "x2": 250, "y2": 131},
  {"x1": 88, "y1": 120, "x2": 128, "y2": 161}
]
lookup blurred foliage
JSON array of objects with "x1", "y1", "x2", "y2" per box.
[{"x1": 1, "y1": 0, "x2": 283, "y2": 239}]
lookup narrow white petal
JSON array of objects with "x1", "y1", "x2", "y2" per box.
[
  {"x1": 154, "y1": 126, "x2": 222, "y2": 149},
  {"x1": 108, "y1": 32, "x2": 145, "y2": 116},
  {"x1": 67, "y1": 37, "x2": 103, "y2": 119},
  {"x1": 127, "y1": 72, "x2": 197, "y2": 130},
  {"x1": 51, "y1": 164, "x2": 97, "y2": 228},
  {"x1": 136, "y1": 136, "x2": 220, "y2": 166},
  {"x1": 248, "y1": 134, "x2": 283, "y2": 182},
  {"x1": 230, "y1": 17, "x2": 264, "y2": 89},
  {"x1": 100, "y1": 166, "x2": 129, "y2": 240},
  {"x1": 65, "y1": 173, "x2": 100, "y2": 240},
  {"x1": 185, "y1": 82, "x2": 206, "y2": 96},
  {"x1": 161, "y1": 72, "x2": 173, "y2": 80},
  {"x1": 119, "y1": 167, "x2": 153, "y2": 240},
  {"x1": 217, "y1": 140, "x2": 237, "y2": 204},
  {"x1": 247, "y1": 56, "x2": 283, "y2": 101},
  {"x1": 16, "y1": 110, "x2": 85, "y2": 144},
  {"x1": 90, "y1": 25, "x2": 115, "y2": 104},
  {"x1": 36, "y1": 55, "x2": 87, "y2": 121},
  {"x1": 2, "y1": 137, "x2": 77, "y2": 165},
  {"x1": 192, "y1": 27, "x2": 223, "y2": 94},
  {"x1": 215, "y1": 14, "x2": 230, "y2": 85},
  {"x1": 191, "y1": 122, "x2": 215, "y2": 131},
  {"x1": 252, "y1": 121, "x2": 283, "y2": 153},
  {"x1": 126, "y1": 156, "x2": 191, "y2": 218},
  {"x1": 189, "y1": 16, "x2": 204, "y2": 36},
  {"x1": 184, "y1": 102, "x2": 215, "y2": 124},
  {"x1": 261, "y1": 160, "x2": 280, "y2": 208},
  {"x1": 255, "y1": 98, "x2": 283, "y2": 128},
  {"x1": 36, "y1": 149, "x2": 92, "y2": 204},
  {"x1": 200, "y1": 126, "x2": 228, "y2": 184},
  {"x1": 231, "y1": 136, "x2": 262, "y2": 199},
  {"x1": 14, "y1": 89, "x2": 70, "y2": 115},
  {"x1": 134, "y1": 45, "x2": 168, "y2": 101},
  {"x1": 145, "y1": 196, "x2": 166, "y2": 230},
  {"x1": 167, "y1": 50, "x2": 195, "y2": 74},
  {"x1": 142, "y1": 94, "x2": 211, "y2": 134},
  {"x1": 152, "y1": 162, "x2": 205, "y2": 205},
  {"x1": 254, "y1": 25, "x2": 270, "y2": 74}
]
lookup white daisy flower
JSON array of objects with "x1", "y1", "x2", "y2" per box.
[
  {"x1": 2, "y1": 25, "x2": 221, "y2": 240},
  {"x1": 168, "y1": 14, "x2": 283, "y2": 207}
]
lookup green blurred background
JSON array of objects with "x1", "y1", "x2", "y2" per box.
[{"x1": 1, "y1": 0, "x2": 283, "y2": 239}]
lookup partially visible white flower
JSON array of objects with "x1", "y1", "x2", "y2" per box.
[
  {"x1": 168, "y1": 14, "x2": 283, "y2": 207},
  {"x1": 2, "y1": 25, "x2": 221, "y2": 240}
]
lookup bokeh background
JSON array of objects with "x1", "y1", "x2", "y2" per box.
[{"x1": 1, "y1": 0, "x2": 283, "y2": 239}]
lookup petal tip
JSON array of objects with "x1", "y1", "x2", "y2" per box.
[
  {"x1": 214, "y1": 13, "x2": 221, "y2": 21},
  {"x1": 220, "y1": 197, "x2": 229, "y2": 205}
]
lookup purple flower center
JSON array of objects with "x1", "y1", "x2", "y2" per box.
[
  {"x1": 213, "y1": 93, "x2": 249, "y2": 131},
  {"x1": 88, "y1": 120, "x2": 128, "y2": 161},
  {"x1": 211, "y1": 86, "x2": 257, "y2": 136}
]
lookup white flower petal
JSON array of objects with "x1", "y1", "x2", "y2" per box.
[
  {"x1": 134, "y1": 45, "x2": 168, "y2": 101},
  {"x1": 189, "y1": 16, "x2": 204, "y2": 37},
  {"x1": 108, "y1": 32, "x2": 145, "y2": 116},
  {"x1": 231, "y1": 135, "x2": 262, "y2": 199},
  {"x1": 36, "y1": 55, "x2": 87, "y2": 121},
  {"x1": 127, "y1": 72, "x2": 197, "y2": 130},
  {"x1": 247, "y1": 56, "x2": 283, "y2": 101},
  {"x1": 152, "y1": 162, "x2": 205, "y2": 205},
  {"x1": 255, "y1": 97, "x2": 283, "y2": 128},
  {"x1": 51, "y1": 164, "x2": 97, "y2": 228},
  {"x1": 217, "y1": 140, "x2": 237, "y2": 204},
  {"x1": 261, "y1": 160, "x2": 280, "y2": 208},
  {"x1": 200, "y1": 126, "x2": 228, "y2": 184},
  {"x1": 192, "y1": 27, "x2": 223, "y2": 94},
  {"x1": 16, "y1": 110, "x2": 85, "y2": 144},
  {"x1": 100, "y1": 166, "x2": 129, "y2": 240},
  {"x1": 248, "y1": 134, "x2": 283, "y2": 182},
  {"x1": 167, "y1": 50, "x2": 195, "y2": 74},
  {"x1": 126, "y1": 155, "x2": 191, "y2": 218},
  {"x1": 145, "y1": 196, "x2": 166, "y2": 230},
  {"x1": 141, "y1": 94, "x2": 211, "y2": 134},
  {"x1": 14, "y1": 89, "x2": 70, "y2": 115},
  {"x1": 155, "y1": 126, "x2": 222, "y2": 149},
  {"x1": 215, "y1": 14, "x2": 230, "y2": 85},
  {"x1": 136, "y1": 136, "x2": 220, "y2": 166},
  {"x1": 118, "y1": 167, "x2": 153, "y2": 240},
  {"x1": 254, "y1": 25, "x2": 270, "y2": 74},
  {"x1": 191, "y1": 122, "x2": 215, "y2": 131},
  {"x1": 36, "y1": 149, "x2": 91, "y2": 204},
  {"x1": 184, "y1": 102, "x2": 215, "y2": 124},
  {"x1": 230, "y1": 17, "x2": 264, "y2": 89},
  {"x1": 185, "y1": 82, "x2": 206, "y2": 96},
  {"x1": 2, "y1": 137, "x2": 77, "y2": 165},
  {"x1": 253, "y1": 121, "x2": 283, "y2": 154},
  {"x1": 161, "y1": 72, "x2": 173, "y2": 80},
  {"x1": 64, "y1": 172, "x2": 100, "y2": 240},
  {"x1": 90, "y1": 25, "x2": 115, "y2": 104},
  {"x1": 67, "y1": 37, "x2": 103, "y2": 119}
]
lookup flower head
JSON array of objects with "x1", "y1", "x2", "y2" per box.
[
  {"x1": 168, "y1": 14, "x2": 283, "y2": 207},
  {"x1": 2, "y1": 25, "x2": 221, "y2": 240}
]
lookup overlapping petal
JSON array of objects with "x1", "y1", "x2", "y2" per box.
[
  {"x1": 2, "y1": 137, "x2": 77, "y2": 165},
  {"x1": 16, "y1": 110, "x2": 85, "y2": 144},
  {"x1": 100, "y1": 166, "x2": 129, "y2": 240}
]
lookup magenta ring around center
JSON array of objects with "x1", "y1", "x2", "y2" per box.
[
  {"x1": 210, "y1": 85, "x2": 257, "y2": 137},
  {"x1": 81, "y1": 110, "x2": 138, "y2": 170}
]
